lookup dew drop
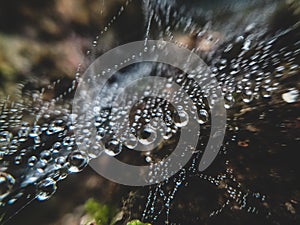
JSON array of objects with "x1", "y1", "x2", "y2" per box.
[
  {"x1": 124, "y1": 133, "x2": 138, "y2": 149},
  {"x1": 174, "y1": 110, "x2": 189, "y2": 127},
  {"x1": 224, "y1": 92, "x2": 235, "y2": 109},
  {"x1": 197, "y1": 109, "x2": 209, "y2": 124},
  {"x1": 261, "y1": 87, "x2": 272, "y2": 98},
  {"x1": 36, "y1": 178, "x2": 57, "y2": 201},
  {"x1": 14, "y1": 155, "x2": 22, "y2": 165},
  {"x1": 28, "y1": 156, "x2": 38, "y2": 167},
  {"x1": 67, "y1": 151, "x2": 88, "y2": 173},
  {"x1": 104, "y1": 139, "x2": 122, "y2": 156},
  {"x1": 242, "y1": 90, "x2": 254, "y2": 103},
  {"x1": 0, "y1": 131, "x2": 12, "y2": 149},
  {"x1": 145, "y1": 156, "x2": 152, "y2": 163},
  {"x1": 0, "y1": 172, "x2": 15, "y2": 200},
  {"x1": 138, "y1": 126, "x2": 157, "y2": 145},
  {"x1": 40, "y1": 150, "x2": 52, "y2": 162},
  {"x1": 282, "y1": 89, "x2": 298, "y2": 103}
]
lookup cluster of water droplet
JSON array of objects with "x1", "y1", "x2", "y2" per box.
[
  {"x1": 127, "y1": 0, "x2": 299, "y2": 224},
  {"x1": 83, "y1": 69, "x2": 211, "y2": 158},
  {"x1": 0, "y1": 0, "x2": 139, "y2": 211},
  {"x1": 0, "y1": 98, "x2": 91, "y2": 207}
]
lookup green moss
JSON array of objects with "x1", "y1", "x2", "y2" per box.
[
  {"x1": 84, "y1": 199, "x2": 150, "y2": 225},
  {"x1": 126, "y1": 220, "x2": 151, "y2": 225},
  {"x1": 84, "y1": 199, "x2": 117, "y2": 225}
]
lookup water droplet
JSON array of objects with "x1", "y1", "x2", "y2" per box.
[
  {"x1": 28, "y1": 156, "x2": 38, "y2": 167},
  {"x1": 197, "y1": 109, "x2": 209, "y2": 124},
  {"x1": 14, "y1": 155, "x2": 22, "y2": 165},
  {"x1": 55, "y1": 156, "x2": 66, "y2": 167},
  {"x1": 40, "y1": 150, "x2": 52, "y2": 162},
  {"x1": 174, "y1": 110, "x2": 189, "y2": 127},
  {"x1": 67, "y1": 151, "x2": 88, "y2": 173},
  {"x1": 18, "y1": 126, "x2": 29, "y2": 138},
  {"x1": 124, "y1": 133, "x2": 138, "y2": 149},
  {"x1": 7, "y1": 198, "x2": 17, "y2": 205},
  {"x1": 260, "y1": 87, "x2": 272, "y2": 98},
  {"x1": 0, "y1": 172, "x2": 15, "y2": 200},
  {"x1": 104, "y1": 139, "x2": 122, "y2": 156},
  {"x1": 282, "y1": 89, "x2": 298, "y2": 103},
  {"x1": 87, "y1": 142, "x2": 104, "y2": 158},
  {"x1": 36, "y1": 159, "x2": 47, "y2": 173},
  {"x1": 0, "y1": 131, "x2": 12, "y2": 149},
  {"x1": 96, "y1": 127, "x2": 106, "y2": 140},
  {"x1": 145, "y1": 156, "x2": 152, "y2": 163},
  {"x1": 36, "y1": 178, "x2": 57, "y2": 201},
  {"x1": 242, "y1": 90, "x2": 254, "y2": 103},
  {"x1": 46, "y1": 120, "x2": 65, "y2": 135},
  {"x1": 224, "y1": 92, "x2": 235, "y2": 109},
  {"x1": 138, "y1": 126, "x2": 157, "y2": 145}
]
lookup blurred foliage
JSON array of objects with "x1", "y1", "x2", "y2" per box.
[
  {"x1": 84, "y1": 199, "x2": 151, "y2": 225},
  {"x1": 84, "y1": 199, "x2": 117, "y2": 225},
  {"x1": 126, "y1": 220, "x2": 151, "y2": 225}
]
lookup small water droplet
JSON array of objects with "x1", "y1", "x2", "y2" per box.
[
  {"x1": 145, "y1": 156, "x2": 152, "y2": 163},
  {"x1": 224, "y1": 92, "x2": 235, "y2": 109},
  {"x1": 28, "y1": 156, "x2": 38, "y2": 167},
  {"x1": 0, "y1": 131, "x2": 12, "y2": 148},
  {"x1": 242, "y1": 90, "x2": 254, "y2": 103},
  {"x1": 14, "y1": 155, "x2": 22, "y2": 165}
]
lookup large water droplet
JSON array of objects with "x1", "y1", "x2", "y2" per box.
[
  {"x1": 0, "y1": 172, "x2": 15, "y2": 200},
  {"x1": 173, "y1": 110, "x2": 189, "y2": 127},
  {"x1": 282, "y1": 88, "x2": 298, "y2": 103},
  {"x1": 36, "y1": 178, "x2": 57, "y2": 201},
  {"x1": 138, "y1": 125, "x2": 157, "y2": 145},
  {"x1": 104, "y1": 139, "x2": 122, "y2": 156},
  {"x1": 124, "y1": 133, "x2": 138, "y2": 149},
  {"x1": 67, "y1": 151, "x2": 88, "y2": 173},
  {"x1": 197, "y1": 109, "x2": 209, "y2": 125}
]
